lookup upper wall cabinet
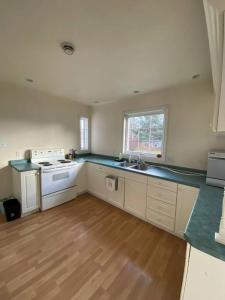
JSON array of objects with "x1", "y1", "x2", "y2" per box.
[{"x1": 203, "y1": 0, "x2": 225, "y2": 132}]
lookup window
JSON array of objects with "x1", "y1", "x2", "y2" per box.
[
  {"x1": 123, "y1": 108, "x2": 167, "y2": 159},
  {"x1": 80, "y1": 117, "x2": 89, "y2": 151}
]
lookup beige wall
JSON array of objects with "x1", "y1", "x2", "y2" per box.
[
  {"x1": 0, "y1": 83, "x2": 90, "y2": 198},
  {"x1": 91, "y1": 80, "x2": 225, "y2": 170}
]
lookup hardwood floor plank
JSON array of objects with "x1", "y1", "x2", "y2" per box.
[{"x1": 0, "y1": 193, "x2": 185, "y2": 300}]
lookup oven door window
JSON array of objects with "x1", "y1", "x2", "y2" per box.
[{"x1": 53, "y1": 172, "x2": 69, "y2": 181}]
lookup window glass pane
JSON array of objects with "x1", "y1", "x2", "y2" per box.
[
  {"x1": 80, "y1": 117, "x2": 88, "y2": 150},
  {"x1": 125, "y1": 111, "x2": 165, "y2": 156}
]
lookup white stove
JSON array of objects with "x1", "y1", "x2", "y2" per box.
[
  {"x1": 31, "y1": 149, "x2": 77, "y2": 170},
  {"x1": 31, "y1": 149, "x2": 79, "y2": 210},
  {"x1": 34, "y1": 159, "x2": 78, "y2": 170}
]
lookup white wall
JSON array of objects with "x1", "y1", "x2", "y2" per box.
[
  {"x1": 91, "y1": 80, "x2": 225, "y2": 170},
  {"x1": 0, "y1": 82, "x2": 90, "y2": 198}
]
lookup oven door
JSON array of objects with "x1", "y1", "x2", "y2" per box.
[{"x1": 41, "y1": 165, "x2": 79, "y2": 196}]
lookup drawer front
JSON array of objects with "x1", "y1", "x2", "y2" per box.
[
  {"x1": 104, "y1": 166, "x2": 124, "y2": 178},
  {"x1": 148, "y1": 177, "x2": 177, "y2": 192},
  {"x1": 147, "y1": 197, "x2": 176, "y2": 218},
  {"x1": 124, "y1": 171, "x2": 147, "y2": 184},
  {"x1": 87, "y1": 162, "x2": 107, "y2": 173},
  {"x1": 147, "y1": 185, "x2": 177, "y2": 205},
  {"x1": 147, "y1": 209, "x2": 174, "y2": 232}
]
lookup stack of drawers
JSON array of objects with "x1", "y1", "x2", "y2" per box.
[{"x1": 146, "y1": 177, "x2": 178, "y2": 232}]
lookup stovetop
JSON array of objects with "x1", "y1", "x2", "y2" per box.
[
  {"x1": 35, "y1": 159, "x2": 77, "y2": 169},
  {"x1": 30, "y1": 149, "x2": 78, "y2": 170}
]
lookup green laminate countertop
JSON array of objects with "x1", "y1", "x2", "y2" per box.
[
  {"x1": 9, "y1": 160, "x2": 40, "y2": 172},
  {"x1": 9, "y1": 154, "x2": 225, "y2": 261}
]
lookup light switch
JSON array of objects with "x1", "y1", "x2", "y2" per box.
[
  {"x1": 16, "y1": 151, "x2": 22, "y2": 159},
  {"x1": 0, "y1": 143, "x2": 7, "y2": 148}
]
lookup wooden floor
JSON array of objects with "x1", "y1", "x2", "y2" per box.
[{"x1": 0, "y1": 194, "x2": 186, "y2": 300}]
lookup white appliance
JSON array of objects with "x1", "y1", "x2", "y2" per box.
[
  {"x1": 31, "y1": 149, "x2": 79, "y2": 210},
  {"x1": 206, "y1": 151, "x2": 225, "y2": 187}
]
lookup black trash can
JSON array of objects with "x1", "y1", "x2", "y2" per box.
[{"x1": 3, "y1": 199, "x2": 21, "y2": 222}]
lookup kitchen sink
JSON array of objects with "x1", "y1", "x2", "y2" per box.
[
  {"x1": 118, "y1": 161, "x2": 151, "y2": 171},
  {"x1": 118, "y1": 161, "x2": 137, "y2": 168},
  {"x1": 129, "y1": 164, "x2": 151, "y2": 171}
]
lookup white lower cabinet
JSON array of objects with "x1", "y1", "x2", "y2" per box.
[
  {"x1": 146, "y1": 178, "x2": 199, "y2": 237},
  {"x1": 105, "y1": 176, "x2": 124, "y2": 208},
  {"x1": 87, "y1": 163, "x2": 106, "y2": 200},
  {"x1": 175, "y1": 184, "x2": 199, "y2": 238},
  {"x1": 147, "y1": 208, "x2": 175, "y2": 232},
  {"x1": 124, "y1": 174, "x2": 147, "y2": 219},
  {"x1": 146, "y1": 177, "x2": 177, "y2": 232},
  {"x1": 87, "y1": 163, "x2": 125, "y2": 208},
  {"x1": 86, "y1": 162, "x2": 199, "y2": 238},
  {"x1": 75, "y1": 162, "x2": 87, "y2": 195},
  {"x1": 181, "y1": 245, "x2": 225, "y2": 300},
  {"x1": 12, "y1": 169, "x2": 40, "y2": 215}
]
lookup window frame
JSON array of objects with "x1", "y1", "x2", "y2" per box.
[
  {"x1": 122, "y1": 107, "x2": 168, "y2": 161},
  {"x1": 80, "y1": 116, "x2": 89, "y2": 152}
]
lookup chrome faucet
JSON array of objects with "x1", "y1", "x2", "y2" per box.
[
  {"x1": 128, "y1": 154, "x2": 133, "y2": 163},
  {"x1": 137, "y1": 154, "x2": 145, "y2": 166}
]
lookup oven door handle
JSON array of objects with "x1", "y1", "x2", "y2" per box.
[{"x1": 42, "y1": 165, "x2": 77, "y2": 173}]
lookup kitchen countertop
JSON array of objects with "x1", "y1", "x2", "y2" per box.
[
  {"x1": 9, "y1": 154, "x2": 225, "y2": 262},
  {"x1": 9, "y1": 159, "x2": 40, "y2": 172}
]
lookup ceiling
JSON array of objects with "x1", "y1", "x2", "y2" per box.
[{"x1": 0, "y1": 0, "x2": 211, "y2": 105}]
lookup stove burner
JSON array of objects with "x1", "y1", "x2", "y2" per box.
[
  {"x1": 39, "y1": 161, "x2": 53, "y2": 166},
  {"x1": 58, "y1": 160, "x2": 71, "y2": 164}
]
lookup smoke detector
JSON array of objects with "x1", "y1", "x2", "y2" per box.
[{"x1": 61, "y1": 42, "x2": 75, "y2": 55}]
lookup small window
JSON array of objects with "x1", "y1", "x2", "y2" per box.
[
  {"x1": 123, "y1": 108, "x2": 167, "y2": 159},
  {"x1": 80, "y1": 117, "x2": 89, "y2": 151}
]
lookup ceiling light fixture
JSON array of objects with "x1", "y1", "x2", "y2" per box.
[{"x1": 61, "y1": 42, "x2": 75, "y2": 55}]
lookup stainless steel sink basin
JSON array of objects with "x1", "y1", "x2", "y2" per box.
[
  {"x1": 118, "y1": 161, "x2": 137, "y2": 168},
  {"x1": 129, "y1": 164, "x2": 151, "y2": 171},
  {"x1": 118, "y1": 161, "x2": 151, "y2": 171}
]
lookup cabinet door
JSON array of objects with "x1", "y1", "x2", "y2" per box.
[
  {"x1": 215, "y1": 11, "x2": 225, "y2": 132},
  {"x1": 87, "y1": 164, "x2": 106, "y2": 200},
  {"x1": 105, "y1": 177, "x2": 124, "y2": 208},
  {"x1": 124, "y1": 179, "x2": 147, "y2": 219},
  {"x1": 175, "y1": 185, "x2": 199, "y2": 238},
  {"x1": 21, "y1": 171, "x2": 40, "y2": 214},
  {"x1": 75, "y1": 163, "x2": 87, "y2": 195},
  {"x1": 183, "y1": 247, "x2": 225, "y2": 300}
]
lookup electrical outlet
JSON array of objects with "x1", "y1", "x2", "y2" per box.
[{"x1": 16, "y1": 151, "x2": 22, "y2": 159}]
